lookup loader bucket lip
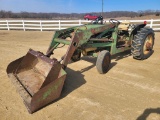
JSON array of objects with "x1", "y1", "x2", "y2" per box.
[
  {"x1": 6, "y1": 50, "x2": 67, "y2": 113},
  {"x1": 28, "y1": 49, "x2": 58, "y2": 64},
  {"x1": 7, "y1": 56, "x2": 24, "y2": 74},
  {"x1": 6, "y1": 56, "x2": 32, "y2": 112}
]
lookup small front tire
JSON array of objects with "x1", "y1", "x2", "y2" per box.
[{"x1": 96, "y1": 50, "x2": 111, "y2": 74}]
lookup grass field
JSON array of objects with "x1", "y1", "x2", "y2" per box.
[{"x1": 0, "y1": 30, "x2": 160, "y2": 120}]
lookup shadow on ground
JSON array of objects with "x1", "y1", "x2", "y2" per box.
[
  {"x1": 80, "y1": 50, "x2": 132, "y2": 72},
  {"x1": 38, "y1": 67, "x2": 86, "y2": 113},
  {"x1": 81, "y1": 56, "x2": 117, "y2": 73},
  {"x1": 136, "y1": 108, "x2": 160, "y2": 120},
  {"x1": 111, "y1": 50, "x2": 132, "y2": 61},
  {"x1": 60, "y1": 52, "x2": 127, "y2": 100},
  {"x1": 61, "y1": 67, "x2": 86, "y2": 98},
  {"x1": 40, "y1": 50, "x2": 132, "y2": 112}
]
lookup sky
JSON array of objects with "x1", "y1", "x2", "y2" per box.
[{"x1": 0, "y1": 0, "x2": 159, "y2": 13}]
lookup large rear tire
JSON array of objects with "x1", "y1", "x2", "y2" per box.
[
  {"x1": 96, "y1": 50, "x2": 111, "y2": 74},
  {"x1": 131, "y1": 28, "x2": 155, "y2": 60}
]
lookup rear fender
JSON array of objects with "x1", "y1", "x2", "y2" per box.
[{"x1": 131, "y1": 24, "x2": 146, "y2": 37}]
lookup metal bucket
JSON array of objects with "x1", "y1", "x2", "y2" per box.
[{"x1": 7, "y1": 49, "x2": 66, "y2": 113}]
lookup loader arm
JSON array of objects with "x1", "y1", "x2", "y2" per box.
[
  {"x1": 6, "y1": 23, "x2": 116, "y2": 113},
  {"x1": 60, "y1": 24, "x2": 116, "y2": 68}
]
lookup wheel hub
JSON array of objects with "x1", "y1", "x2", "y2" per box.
[
  {"x1": 143, "y1": 34, "x2": 153, "y2": 55},
  {"x1": 146, "y1": 42, "x2": 152, "y2": 50}
]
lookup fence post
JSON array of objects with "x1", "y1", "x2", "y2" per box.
[
  {"x1": 79, "y1": 19, "x2": 81, "y2": 25},
  {"x1": 6, "y1": 20, "x2": 9, "y2": 31},
  {"x1": 40, "y1": 20, "x2": 42, "y2": 31},
  {"x1": 22, "y1": 20, "x2": 25, "y2": 31},
  {"x1": 150, "y1": 19, "x2": 153, "y2": 28},
  {"x1": 59, "y1": 20, "x2": 61, "y2": 30}
]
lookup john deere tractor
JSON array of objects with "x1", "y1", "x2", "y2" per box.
[{"x1": 7, "y1": 18, "x2": 154, "y2": 113}]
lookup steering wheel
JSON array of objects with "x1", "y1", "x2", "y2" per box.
[{"x1": 109, "y1": 19, "x2": 120, "y2": 24}]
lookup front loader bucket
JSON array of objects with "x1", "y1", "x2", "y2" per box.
[{"x1": 6, "y1": 49, "x2": 66, "y2": 113}]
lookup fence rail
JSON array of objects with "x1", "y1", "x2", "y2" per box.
[{"x1": 0, "y1": 19, "x2": 160, "y2": 31}]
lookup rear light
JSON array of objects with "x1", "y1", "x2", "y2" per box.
[{"x1": 144, "y1": 21, "x2": 147, "y2": 24}]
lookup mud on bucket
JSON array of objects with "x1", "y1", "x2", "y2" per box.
[{"x1": 7, "y1": 49, "x2": 67, "y2": 113}]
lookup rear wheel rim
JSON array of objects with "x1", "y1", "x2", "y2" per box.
[{"x1": 143, "y1": 34, "x2": 153, "y2": 55}]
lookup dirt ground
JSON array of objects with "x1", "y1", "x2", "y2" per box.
[{"x1": 0, "y1": 30, "x2": 160, "y2": 120}]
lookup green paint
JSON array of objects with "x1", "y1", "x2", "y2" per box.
[
  {"x1": 110, "y1": 30, "x2": 118, "y2": 55},
  {"x1": 45, "y1": 79, "x2": 61, "y2": 97},
  {"x1": 43, "y1": 89, "x2": 52, "y2": 100},
  {"x1": 38, "y1": 78, "x2": 64, "y2": 102},
  {"x1": 59, "y1": 68, "x2": 67, "y2": 76},
  {"x1": 86, "y1": 42, "x2": 112, "y2": 48},
  {"x1": 54, "y1": 38, "x2": 71, "y2": 45},
  {"x1": 93, "y1": 53, "x2": 98, "y2": 57}
]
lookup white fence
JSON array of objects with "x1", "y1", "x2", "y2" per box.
[{"x1": 0, "y1": 19, "x2": 160, "y2": 31}]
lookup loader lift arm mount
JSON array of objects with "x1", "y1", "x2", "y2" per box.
[{"x1": 47, "y1": 24, "x2": 116, "y2": 69}]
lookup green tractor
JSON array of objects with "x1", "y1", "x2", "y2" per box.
[{"x1": 7, "y1": 19, "x2": 155, "y2": 113}]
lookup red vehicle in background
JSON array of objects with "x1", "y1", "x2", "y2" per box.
[{"x1": 84, "y1": 14, "x2": 98, "y2": 20}]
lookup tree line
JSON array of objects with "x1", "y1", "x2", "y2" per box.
[{"x1": 0, "y1": 10, "x2": 160, "y2": 19}]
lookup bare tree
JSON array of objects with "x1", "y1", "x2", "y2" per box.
[{"x1": 0, "y1": 10, "x2": 159, "y2": 19}]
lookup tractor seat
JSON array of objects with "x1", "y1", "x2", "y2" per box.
[{"x1": 118, "y1": 21, "x2": 130, "y2": 31}]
